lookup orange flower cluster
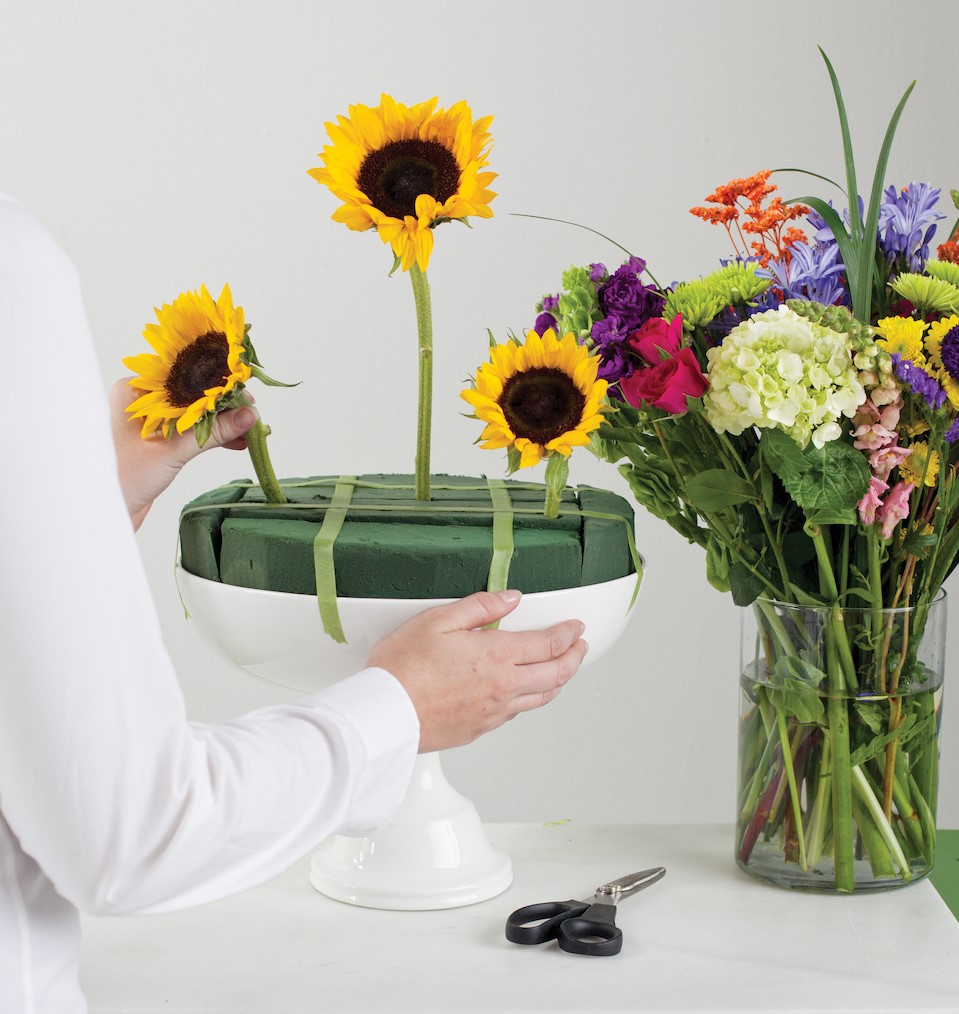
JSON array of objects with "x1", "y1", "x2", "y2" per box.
[
  {"x1": 690, "y1": 170, "x2": 809, "y2": 267},
  {"x1": 938, "y1": 239, "x2": 959, "y2": 264}
]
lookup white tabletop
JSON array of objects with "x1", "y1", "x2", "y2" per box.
[{"x1": 79, "y1": 823, "x2": 959, "y2": 1013}]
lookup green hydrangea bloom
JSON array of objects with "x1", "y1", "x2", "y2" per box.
[
  {"x1": 556, "y1": 266, "x2": 601, "y2": 338},
  {"x1": 704, "y1": 305, "x2": 866, "y2": 449}
]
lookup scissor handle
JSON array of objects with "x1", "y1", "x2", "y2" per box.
[
  {"x1": 505, "y1": 900, "x2": 587, "y2": 945},
  {"x1": 557, "y1": 902, "x2": 622, "y2": 957}
]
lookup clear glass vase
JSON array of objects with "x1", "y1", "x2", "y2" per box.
[{"x1": 737, "y1": 594, "x2": 946, "y2": 892}]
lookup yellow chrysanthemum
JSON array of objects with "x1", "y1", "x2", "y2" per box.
[
  {"x1": 461, "y1": 329, "x2": 608, "y2": 469},
  {"x1": 123, "y1": 284, "x2": 251, "y2": 441},
  {"x1": 874, "y1": 316, "x2": 928, "y2": 363},
  {"x1": 924, "y1": 315, "x2": 959, "y2": 371},
  {"x1": 899, "y1": 441, "x2": 940, "y2": 488},
  {"x1": 308, "y1": 94, "x2": 496, "y2": 272}
]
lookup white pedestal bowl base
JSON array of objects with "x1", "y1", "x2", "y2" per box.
[{"x1": 176, "y1": 568, "x2": 639, "y2": 910}]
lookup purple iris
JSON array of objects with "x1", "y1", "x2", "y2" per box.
[
  {"x1": 891, "y1": 352, "x2": 947, "y2": 410},
  {"x1": 878, "y1": 183, "x2": 944, "y2": 272},
  {"x1": 938, "y1": 324, "x2": 959, "y2": 382},
  {"x1": 597, "y1": 256, "x2": 664, "y2": 331}
]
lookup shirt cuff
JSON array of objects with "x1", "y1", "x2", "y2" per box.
[{"x1": 308, "y1": 667, "x2": 420, "y2": 835}]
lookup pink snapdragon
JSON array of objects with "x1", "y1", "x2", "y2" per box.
[
  {"x1": 876, "y1": 481, "x2": 914, "y2": 540},
  {"x1": 869, "y1": 442, "x2": 913, "y2": 482},
  {"x1": 858, "y1": 476, "x2": 889, "y2": 526},
  {"x1": 852, "y1": 398, "x2": 902, "y2": 451}
]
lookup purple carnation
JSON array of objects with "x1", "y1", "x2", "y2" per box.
[
  {"x1": 588, "y1": 263, "x2": 608, "y2": 283},
  {"x1": 541, "y1": 294, "x2": 560, "y2": 312},
  {"x1": 597, "y1": 256, "x2": 664, "y2": 331},
  {"x1": 590, "y1": 313, "x2": 629, "y2": 348},
  {"x1": 891, "y1": 353, "x2": 948, "y2": 410},
  {"x1": 533, "y1": 311, "x2": 557, "y2": 336},
  {"x1": 878, "y1": 182, "x2": 945, "y2": 272}
]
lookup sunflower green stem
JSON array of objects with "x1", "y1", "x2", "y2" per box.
[
  {"x1": 543, "y1": 454, "x2": 569, "y2": 520},
  {"x1": 241, "y1": 402, "x2": 286, "y2": 504},
  {"x1": 409, "y1": 263, "x2": 433, "y2": 501}
]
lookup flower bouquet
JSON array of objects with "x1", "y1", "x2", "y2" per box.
[{"x1": 466, "y1": 52, "x2": 959, "y2": 892}]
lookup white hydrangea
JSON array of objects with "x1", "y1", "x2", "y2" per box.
[{"x1": 704, "y1": 305, "x2": 866, "y2": 449}]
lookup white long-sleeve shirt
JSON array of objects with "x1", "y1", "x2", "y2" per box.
[{"x1": 0, "y1": 195, "x2": 420, "y2": 1012}]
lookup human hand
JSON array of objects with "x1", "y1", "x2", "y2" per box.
[
  {"x1": 110, "y1": 378, "x2": 258, "y2": 530},
  {"x1": 366, "y1": 590, "x2": 588, "y2": 753}
]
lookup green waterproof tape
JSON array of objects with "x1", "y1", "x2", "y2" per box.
[
  {"x1": 486, "y1": 478, "x2": 514, "y2": 594},
  {"x1": 312, "y1": 475, "x2": 357, "y2": 643}
]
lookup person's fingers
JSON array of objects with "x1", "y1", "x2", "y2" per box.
[
  {"x1": 424, "y1": 589, "x2": 523, "y2": 632},
  {"x1": 485, "y1": 619, "x2": 586, "y2": 667},
  {"x1": 509, "y1": 639, "x2": 589, "y2": 712}
]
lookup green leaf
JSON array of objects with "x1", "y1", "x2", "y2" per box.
[
  {"x1": 705, "y1": 533, "x2": 731, "y2": 593},
  {"x1": 685, "y1": 469, "x2": 756, "y2": 511},
  {"x1": 761, "y1": 429, "x2": 870, "y2": 518},
  {"x1": 849, "y1": 713, "x2": 917, "y2": 768},
  {"x1": 251, "y1": 364, "x2": 299, "y2": 388},
  {"x1": 768, "y1": 656, "x2": 827, "y2": 724},
  {"x1": 729, "y1": 563, "x2": 766, "y2": 607}
]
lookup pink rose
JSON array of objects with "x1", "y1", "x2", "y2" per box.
[
  {"x1": 876, "y1": 481, "x2": 914, "y2": 540},
  {"x1": 858, "y1": 476, "x2": 889, "y2": 526},
  {"x1": 620, "y1": 347, "x2": 708, "y2": 414},
  {"x1": 628, "y1": 314, "x2": 683, "y2": 366}
]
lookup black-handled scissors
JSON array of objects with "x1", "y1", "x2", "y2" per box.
[{"x1": 505, "y1": 866, "x2": 666, "y2": 956}]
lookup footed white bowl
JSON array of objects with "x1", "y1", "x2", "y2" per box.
[{"x1": 176, "y1": 568, "x2": 641, "y2": 909}]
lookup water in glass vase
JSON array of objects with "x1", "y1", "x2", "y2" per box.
[{"x1": 736, "y1": 596, "x2": 946, "y2": 893}]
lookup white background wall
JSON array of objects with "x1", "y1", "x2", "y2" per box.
[{"x1": 3, "y1": 0, "x2": 958, "y2": 828}]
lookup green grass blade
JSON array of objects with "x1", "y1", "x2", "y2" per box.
[
  {"x1": 774, "y1": 167, "x2": 847, "y2": 198},
  {"x1": 819, "y1": 48, "x2": 862, "y2": 241},
  {"x1": 794, "y1": 195, "x2": 861, "y2": 294},
  {"x1": 854, "y1": 79, "x2": 916, "y2": 320}
]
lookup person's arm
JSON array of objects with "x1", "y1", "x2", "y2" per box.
[{"x1": 0, "y1": 196, "x2": 585, "y2": 916}]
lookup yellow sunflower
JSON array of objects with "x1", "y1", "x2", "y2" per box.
[
  {"x1": 309, "y1": 94, "x2": 496, "y2": 272},
  {"x1": 123, "y1": 284, "x2": 251, "y2": 442},
  {"x1": 461, "y1": 329, "x2": 608, "y2": 470}
]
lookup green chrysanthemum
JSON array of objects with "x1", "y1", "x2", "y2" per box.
[
  {"x1": 891, "y1": 273, "x2": 959, "y2": 316},
  {"x1": 663, "y1": 280, "x2": 727, "y2": 331},
  {"x1": 926, "y1": 260, "x2": 959, "y2": 288}
]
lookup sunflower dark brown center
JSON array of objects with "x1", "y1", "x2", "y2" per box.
[
  {"x1": 356, "y1": 139, "x2": 460, "y2": 219},
  {"x1": 165, "y1": 331, "x2": 231, "y2": 407},
  {"x1": 499, "y1": 368, "x2": 586, "y2": 445}
]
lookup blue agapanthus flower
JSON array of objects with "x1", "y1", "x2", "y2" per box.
[
  {"x1": 878, "y1": 182, "x2": 945, "y2": 272},
  {"x1": 760, "y1": 241, "x2": 848, "y2": 306}
]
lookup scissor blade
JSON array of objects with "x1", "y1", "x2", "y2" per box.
[{"x1": 598, "y1": 866, "x2": 666, "y2": 899}]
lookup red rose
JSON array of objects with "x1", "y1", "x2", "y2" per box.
[
  {"x1": 620, "y1": 347, "x2": 708, "y2": 414},
  {"x1": 628, "y1": 314, "x2": 683, "y2": 366}
]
